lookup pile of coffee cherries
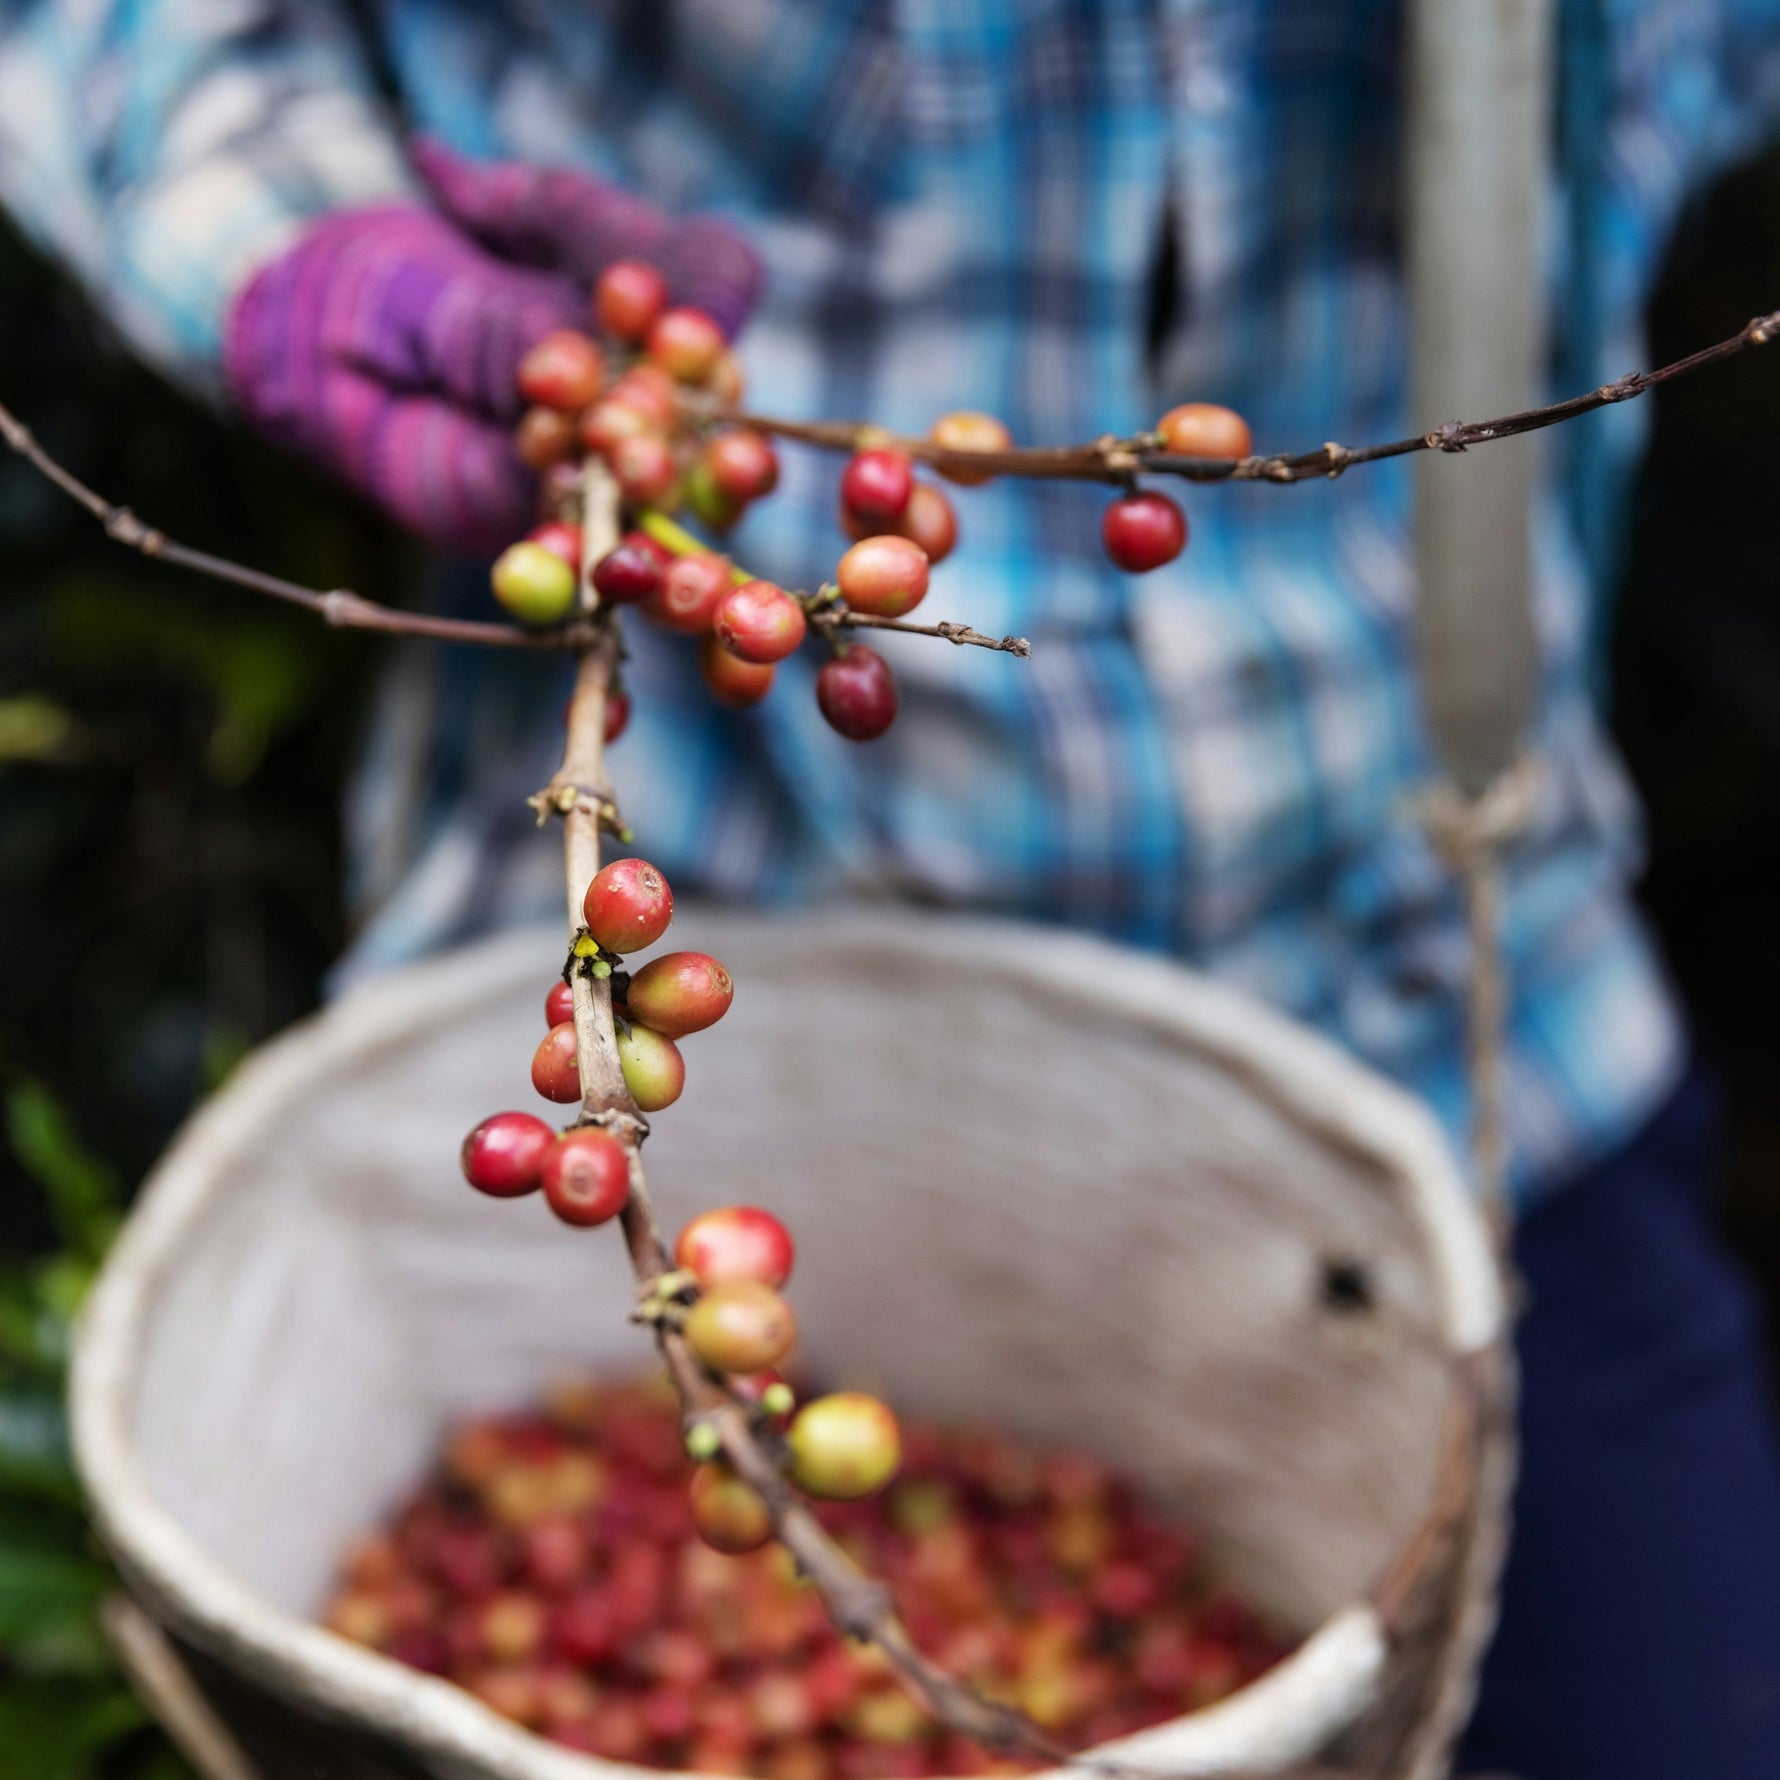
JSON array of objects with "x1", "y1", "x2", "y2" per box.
[
  {"x1": 485, "y1": 256, "x2": 1254, "y2": 744},
  {"x1": 459, "y1": 856, "x2": 729, "y2": 1225},
  {"x1": 325, "y1": 1372, "x2": 1291, "y2": 1774}
]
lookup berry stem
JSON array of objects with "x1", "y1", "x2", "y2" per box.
[{"x1": 634, "y1": 507, "x2": 753, "y2": 584}]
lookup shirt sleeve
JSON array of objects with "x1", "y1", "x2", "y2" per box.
[{"x1": 0, "y1": 0, "x2": 420, "y2": 395}]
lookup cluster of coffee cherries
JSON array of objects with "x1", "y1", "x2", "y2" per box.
[
  {"x1": 326, "y1": 1373, "x2": 1290, "y2": 1773},
  {"x1": 459, "y1": 857, "x2": 729, "y2": 1226}
]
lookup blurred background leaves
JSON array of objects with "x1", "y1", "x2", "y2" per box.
[{"x1": 0, "y1": 131, "x2": 1777, "y2": 1775}]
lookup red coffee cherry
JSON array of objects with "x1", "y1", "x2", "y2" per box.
[
  {"x1": 713, "y1": 581, "x2": 807, "y2": 664},
  {"x1": 1102, "y1": 491, "x2": 1187, "y2": 573},
  {"x1": 684, "y1": 1281, "x2": 797, "y2": 1374},
  {"x1": 1156, "y1": 402, "x2": 1252, "y2": 459},
  {"x1": 675, "y1": 1206, "x2": 795, "y2": 1290},
  {"x1": 541, "y1": 1129, "x2": 631, "y2": 1228},
  {"x1": 699, "y1": 635, "x2": 775, "y2": 708},
  {"x1": 582, "y1": 858, "x2": 674, "y2": 953},
  {"x1": 835, "y1": 536, "x2": 929, "y2": 617},
  {"x1": 580, "y1": 398, "x2": 651, "y2": 457},
  {"x1": 591, "y1": 539, "x2": 663, "y2": 606},
  {"x1": 899, "y1": 482, "x2": 958, "y2": 564},
  {"x1": 654, "y1": 553, "x2": 733, "y2": 634},
  {"x1": 609, "y1": 433, "x2": 680, "y2": 506},
  {"x1": 816, "y1": 645, "x2": 898, "y2": 742},
  {"x1": 609, "y1": 364, "x2": 680, "y2": 430},
  {"x1": 595, "y1": 260, "x2": 669, "y2": 342},
  {"x1": 517, "y1": 329, "x2": 605, "y2": 412},
  {"x1": 929, "y1": 410, "x2": 1011, "y2": 485},
  {"x1": 840, "y1": 449, "x2": 914, "y2": 526},
  {"x1": 516, "y1": 407, "x2": 578, "y2": 469},
  {"x1": 689, "y1": 1463, "x2": 773, "y2": 1554},
  {"x1": 704, "y1": 430, "x2": 779, "y2": 503},
  {"x1": 646, "y1": 307, "x2": 726, "y2": 385},
  {"x1": 461, "y1": 1112, "x2": 556, "y2": 1198},
  {"x1": 627, "y1": 951, "x2": 734, "y2": 1036},
  {"x1": 544, "y1": 980, "x2": 575, "y2": 1027},
  {"x1": 786, "y1": 1393, "x2": 901, "y2": 1500},
  {"x1": 528, "y1": 520, "x2": 583, "y2": 568},
  {"x1": 605, "y1": 687, "x2": 632, "y2": 745},
  {"x1": 531, "y1": 1022, "x2": 581, "y2": 1103},
  {"x1": 617, "y1": 1024, "x2": 685, "y2": 1112}
]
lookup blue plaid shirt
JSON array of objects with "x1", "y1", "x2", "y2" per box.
[{"x1": 6, "y1": 1, "x2": 1780, "y2": 1197}]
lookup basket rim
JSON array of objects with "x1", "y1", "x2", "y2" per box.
[{"x1": 70, "y1": 907, "x2": 1503, "y2": 1779}]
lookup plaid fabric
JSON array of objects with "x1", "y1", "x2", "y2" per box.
[{"x1": 7, "y1": 1, "x2": 1780, "y2": 1197}]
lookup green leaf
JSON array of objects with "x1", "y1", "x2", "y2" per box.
[
  {"x1": 0, "y1": 1679, "x2": 146, "y2": 1780},
  {"x1": 3, "y1": 1080, "x2": 119, "y2": 1254},
  {"x1": 0, "y1": 1379, "x2": 79, "y2": 1504}
]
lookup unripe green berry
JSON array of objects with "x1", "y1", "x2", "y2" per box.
[{"x1": 491, "y1": 541, "x2": 577, "y2": 625}]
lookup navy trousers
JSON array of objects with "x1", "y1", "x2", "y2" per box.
[{"x1": 1460, "y1": 1073, "x2": 1780, "y2": 1779}]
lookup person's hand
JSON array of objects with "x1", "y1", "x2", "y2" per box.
[{"x1": 223, "y1": 143, "x2": 761, "y2": 556}]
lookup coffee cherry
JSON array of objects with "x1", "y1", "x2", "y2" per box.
[
  {"x1": 610, "y1": 365, "x2": 681, "y2": 431},
  {"x1": 816, "y1": 645, "x2": 898, "y2": 741},
  {"x1": 699, "y1": 635, "x2": 776, "y2": 708},
  {"x1": 646, "y1": 307, "x2": 726, "y2": 385},
  {"x1": 835, "y1": 536, "x2": 928, "y2": 617},
  {"x1": 627, "y1": 951, "x2": 734, "y2": 1036},
  {"x1": 582, "y1": 857, "x2": 674, "y2": 952},
  {"x1": 684, "y1": 460, "x2": 745, "y2": 533},
  {"x1": 517, "y1": 329, "x2": 605, "y2": 412},
  {"x1": 544, "y1": 980, "x2": 575, "y2": 1027},
  {"x1": 516, "y1": 406, "x2": 577, "y2": 469},
  {"x1": 580, "y1": 398, "x2": 651, "y2": 457},
  {"x1": 899, "y1": 482, "x2": 958, "y2": 564},
  {"x1": 591, "y1": 539, "x2": 663, "y2": 606},
  {"x1": 531, "y1": 1022, "x2": 581, "y2": 1103},
  {"x1": 541, "y1": 1129, "x2": 631, "y2": 1228},
  {"x1": 461, "y1": 1112, "x2": 555, "y2": 1197},
  {"x1": 528, "y1": 520, "x2": 583, "y2": 568},
  {"x1": 929, "y1": 411, "x2": 1011, "y2": 485},
  {"x1": 618, "y1": 1023, "x2": 685, "y2": 1112},
  {"x1": 713, "y1": 581, "x2": 807, "y2": 664},
  {"x1": 840, "y1": 450, "x2": 914, "y2": 526},
  {"x1": 705, "y1": 431, "x2": 779, "y2": 503},
  {"x1": 654, "y1": 553, "x2": 733, "y2": 634},
  {"x1": 675, "y1": 1207, "x2": 795, "y2": 1290},
  {"x1": 1102, "y1": 491, "x2": 1187, "y2": 573},
  {"x1": 708, "y1": 350, "x2": 746, "y2": 407},
  {"x1": 684, "y1": 1281, "x2": 796, "y2": 1374},
  {"x1": 491, "y1": 542, "x2": 577, "y2": 625},
  {"x1": 690, "y1": 1463, "x2": 773, "y2": 1554},
  {"x1": 1156, "y1": 402, "x2": 1252, "y2": 460},
  {"x1": 605, "y1": 687, "x2": 632, "y2": 745},
  {"x1": 595, "y1": 260, "x2": 670, "y2": 342},
  {"x1": 787, "y1": 1393, "x2": 901, "y2": 1500},
  {"x1": 610, "y1": 433, "x2": 680, "y2": 507}
]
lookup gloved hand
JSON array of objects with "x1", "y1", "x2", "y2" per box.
[{"x1": 224, "y1": 142, "x2": 762, "y2": 556}]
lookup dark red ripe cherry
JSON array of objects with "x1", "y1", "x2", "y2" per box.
[
  {"x1": 675, "y1": 1206, "x2": 796, "y2": 1290},
  {"x1": 713, "y1": 580, "x2": 806, "y2": 664},
  {"x1": 541, "y1": 1130, "x2": 631, "y2": 1227},
  {"x1": 544, "y1": 980, "x2": 575, "y2": 1027},
  {"x1": 532, "y1": 1022, "x2": 581, "y2": 1103},
  {"x1": 699, "y1": 635, "x2": 775, "y2": 708},
  {"x1": 517, "y1": 330, "x2": 605, "y2": 412},
  {"x1": 592, "y1": 540, "x2": 662, "y2": 606},
  {"x1": 582, "y1": 858, "x2": 674, "y2": 954},
  {"x1": 704, "y1": 430, "x2": 779, "y2": 503},
  {"x1": 1102, "y1": 491, "x2": 1187, "y2": 573},
  {"x1": 627, "y1": 951, "x2": 734, "y2": 1036},
  {"x1": 654, "y1": 553, "x2": 733, "y2": 634},
  {"x1": 595, "y1": 260, "x2": 670, "y2": 342},
  {"x1": 840, "y1": 450, "x2": 914, "y2": 526},
  {"x1": 605, "y1": 688, "x2": 632, "y2": 745},
  {"x1": 461, "y1": 1112, "x2": 555, "y2": 1198},
  {"x1": 816, "y1": 645, "x2": 898, "y2": 742},
  {"x1": 529, "y1": 520, "x2": 583, "y2": 568}
]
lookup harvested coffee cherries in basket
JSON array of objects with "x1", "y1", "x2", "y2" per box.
[{"x1": 323, "y1": 1373, "x2": 1293, "y2": 1771}]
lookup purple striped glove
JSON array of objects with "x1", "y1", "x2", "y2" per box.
[{"x1": 224, "y1": 144, "x2": 761, "y2": 557}]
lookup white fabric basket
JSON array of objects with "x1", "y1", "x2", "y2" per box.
[{"x1": 71, "y1": 909, "x2": 1507, "y2": 1780}]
